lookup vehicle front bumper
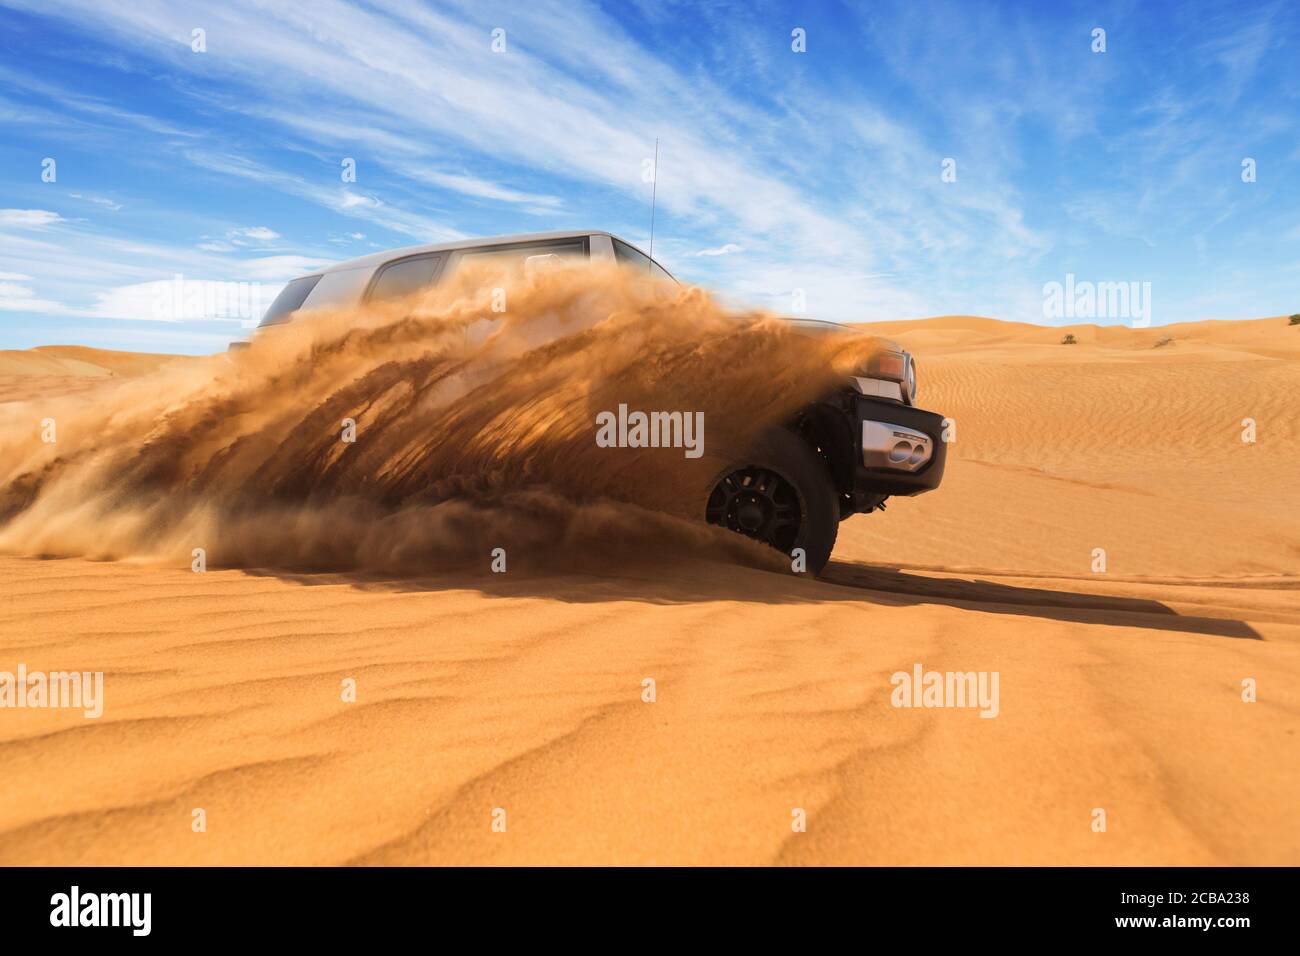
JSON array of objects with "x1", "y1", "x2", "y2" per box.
[{"x1": 851, "y1": 395, "x2": 948, "y2": 496}]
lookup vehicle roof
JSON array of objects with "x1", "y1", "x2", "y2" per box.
[{"x1": 315, "y1": 230, "x2": 626, "y2": 276}]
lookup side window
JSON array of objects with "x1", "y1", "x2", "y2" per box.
[
  {"x1": 259, "y1": 275, "x2": 322, "y2": 327},
  {"x1": 367, "y1": 253, "x2": 446, "y2": 302},
  {"x1": 612, "y1": 238, "x2": 675, "y2": 283},
  {"x1": 298, "y1": 266, "x2": 375, "y2": 313},
  {"x1": 454, "y1": 238, "x2": 588, "y2": 277}
]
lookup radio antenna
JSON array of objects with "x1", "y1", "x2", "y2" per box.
[{"x1": 648, "y1": 138, "x2": 659, "y2": 273}]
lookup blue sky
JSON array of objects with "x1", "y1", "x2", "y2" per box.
[{"x1": 1, "y1": 0, "x2": 1297, "y2": 354}]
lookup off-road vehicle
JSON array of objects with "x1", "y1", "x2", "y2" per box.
[{"x1": 243, "y1": 230, "x2": 947, "y2": 573}]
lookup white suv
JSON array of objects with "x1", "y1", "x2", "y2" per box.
[{"x1": 242, "y1": 229, "x2": 946, "y2": 574}]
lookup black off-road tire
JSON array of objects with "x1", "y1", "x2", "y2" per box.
[{"x1": 704, "y1": 428, "x2": 839, "y2": 574}]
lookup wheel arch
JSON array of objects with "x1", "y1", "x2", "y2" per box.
[{"x1": 788, "y1": 401, "x2": 856, "y2": 499}]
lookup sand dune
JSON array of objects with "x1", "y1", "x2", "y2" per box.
[
  {"x1": 0, "y1": 346, "x2": 186, "y2": 404},
  {"x1": 1, "y1": 315, "x2": 1297, "y2": 865},
  {"x1": 0, "y1": 345, "x2": 184, "y2": 379},
  {"x1": 844, "y1": 317, "x2": 1300, "y2": 578},
  {"x1": 857, "y1": 313, "x2": 1300, "y2": 356}
]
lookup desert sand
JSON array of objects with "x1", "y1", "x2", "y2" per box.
[
  {"x1": 0, "y1": 345, "x2": 182, "y2": 403},
  {"x1": 1, "y1": 317, "x2": 1297, "y2": 865}
]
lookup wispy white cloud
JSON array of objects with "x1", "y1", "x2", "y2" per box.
[
  {"x1": 69, "y1": 193, "x2": 124, "y2": 211},
  {"x1": 0, "y1": 221, "x2": 326, "y2": 325},
  {"x1": 87, "y1": 278, "x2": 275, "y2": 323},
  {"x1": 238, "y1": 255, "x2": 333, "y2": 280},
  {"x1": 179, "y1": 147, "x2": 463, "y2": 242},
  {"x1": 401, "y1": 168, "x2": 562, "y2": 208},
  {"x1": 0, "y1": 279, "x2": 70, "y2": 314},
  {"x1": 198, "y1": 227, "x2": 282, "y2": 252},
  {"x1": 0, "y1": 209, "x2": 64, "y2": 227},
  {"x1": 695, "y1": 243, "x2": 743, "y2": 257},
  {"x1": 230, "y1": 226, "x2": 280, "y2": 242}
]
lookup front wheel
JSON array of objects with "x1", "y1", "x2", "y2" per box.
[{"x1": 704, "y1": 428, "x2": 839, "y2": 574}]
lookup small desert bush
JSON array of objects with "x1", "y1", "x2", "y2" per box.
[
  {"x1": 1289, "y1": 314, "x2": 1300, "y2": 325},
  {"x1": 1154, "y1": 336, "x2": 1174, "y2": 348},
  {"x1": 1061, "y1": 333, "x2": 1077, "y2": 345}
]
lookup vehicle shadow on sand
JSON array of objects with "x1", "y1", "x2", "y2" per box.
[
  {"x1": 244, "y1": 557, "x2": 1263, "y2": 641},
  {"x1": 818, "y1": 561, "x2": 1262, "y2": 640}
]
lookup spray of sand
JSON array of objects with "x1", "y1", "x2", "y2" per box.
[{"x1": 0, "y1": 265, "x2": 883, "y2": 575}]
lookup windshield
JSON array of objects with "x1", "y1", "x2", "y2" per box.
[
  {"x1": 611, "y1": 238, "x2": 675, "y2": 283},
  {"x1": 258, "y1": 275, "x2": 322, "y2": 327}
]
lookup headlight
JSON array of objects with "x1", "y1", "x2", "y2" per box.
[
  {"x1": 865, "y1": 349, "x2": 917, "y2": 404},
  {"x1": 866, "y1": 349, "x2": 906, "y2": 381}
]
